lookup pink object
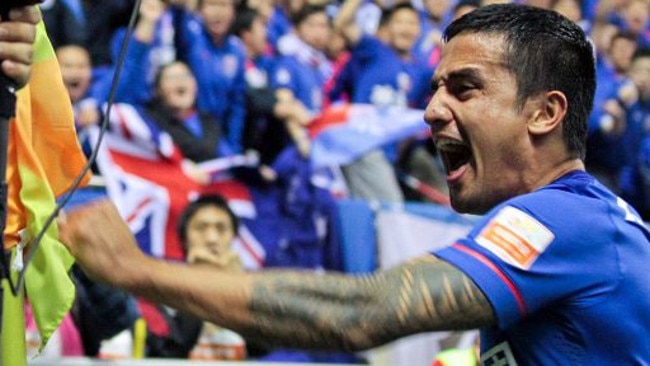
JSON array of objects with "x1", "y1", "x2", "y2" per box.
[{"x1": 25, "y1": 302, "x2": 84, "y2": 356}]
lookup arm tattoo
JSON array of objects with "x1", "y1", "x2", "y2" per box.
[{"x1": 244, "y1": 256, "x2": 495, "y2": 352}]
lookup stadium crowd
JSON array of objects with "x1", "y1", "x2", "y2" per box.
[{"x1": 29, "y1": 0, "x2": 650, "y2": 363}]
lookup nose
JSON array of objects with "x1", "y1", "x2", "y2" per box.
[
  {"x1": 423, "y1": 89, "x2": 453, "y2": 133},
  {"x1": 204, "y1": 228, "x2": 223, "y2": 250}
]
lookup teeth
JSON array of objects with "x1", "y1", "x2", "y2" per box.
[
  {"x1": 436, "y1": 139, "x2": 467, "y2": 151},
  {"x1": 436, "y1": 138, "x2": 471, "y2": 173}
]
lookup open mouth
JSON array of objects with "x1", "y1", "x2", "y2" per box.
[
  {"x1": 173, "y1": 86, "x2": 189, "y2": 96},
  {"x1": 65, "y1": 79, "x2": 82, "y2": 91},
  {"x1": 436, "y1": 138, "x2": 472, "y2": 175}
]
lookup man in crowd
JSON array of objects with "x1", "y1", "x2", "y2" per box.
[{"x1": 137, "y1": 195, "x2": 246, "y2": 359}]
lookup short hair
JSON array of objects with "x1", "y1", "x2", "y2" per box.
[
  {"x1": 177, "y1": 194, "x2": 240, "y2": 251},
  {"x1": 379, "y1": 3, "x2": 419, "y2": 28},
  {"x1": 232, "y1": 7, "x2": 260, "y2": 38},
  {"x1": 152, "y1": 61, "x2": 194, "y2": 89},
  {"x1": 444, "y1": 3, "x2": 596, "y2": 160},
  {"x1": 290, "y1": 4, "x2": 327, "y2": 26},
  {"x1": 611, "y1": 30, "x2": 639, "y2": 46}
]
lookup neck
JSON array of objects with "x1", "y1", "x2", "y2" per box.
[
  {"x1": 210, "y1": 33, "x2": 226, "y2": 47},
  {"x1": 529, "y1": 158, "x2": 585, "y2": 191},
  {"x1": 396, "y1": 48, "x2": 411, "y2": 61},
  {"x1": 245, "y1": 46, "x2": 260, "y2": 60},
  {"x1": 174, "y1": 107, "x2": 195, "y2": 120}
]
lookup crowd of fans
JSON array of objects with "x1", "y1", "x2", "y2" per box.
[{"x1": 32, "y1": 0, "x2": 650, "y2": 363}]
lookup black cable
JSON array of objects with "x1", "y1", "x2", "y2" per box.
[{"x1": 7, "y1": 0, "x2": 144, "y2": 295}]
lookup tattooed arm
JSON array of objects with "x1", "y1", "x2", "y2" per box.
[
  {"x1": 60, "y1": 200, "x2": 495, "y2": 352},
  {"x1": 243, "y1": 256, "x2": 495, "y2": 351}
]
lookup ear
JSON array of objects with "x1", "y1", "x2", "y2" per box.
[{"x1": 527, "y1": 91, "x2": 568, "y2": 136}]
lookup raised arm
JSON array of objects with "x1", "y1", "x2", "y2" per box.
[
  {"x1": 332, "y1": 0, "x2": 363, "y2": 46},
  {"x1": 60, "y1": 200, "x2": 495, "y2": 352}
]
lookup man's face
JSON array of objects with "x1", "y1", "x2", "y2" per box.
[
  {"x1": 610, "y1": 37, "x2": 637, "y2": 73},
  {"x1": 425, "y1": 33, "x2": 536, "y2": 214},
  {"x1": 157, "y1": 62, "x2": 197, "y2": 112},
  {"x1": 296, "y1": 11, "x2": 331, "y2": 51},
  {"x1": 200, "y1": 0, "x2": 235, "y2": 42},
  {"x1": 629, "y1": 56, "x2": 650, "y2": 98},
  {"x1": 185, "y1": 205, "x2": 236, "y2": 265},
  {"x1": 424, "y1": 0, "x2": 450, "y2": 21},
  {"x1": 57, "y1": 46, "x2": 92, "y2": 104},
  {"x1": 552, "y1": 0, "x2": 582, "y2": 24},
  {"x1": 623, "y1": 0, "x2": 649, "y2": 35},
  {"x1": 246, "y1": 17, "x2": 268, "y2": 57},
  {"x1": 386, "y1": 8, "x2": 421, "y2": 55},
  {"x1": 247, "y1": 0, "x2": 274, "y2": 20}
]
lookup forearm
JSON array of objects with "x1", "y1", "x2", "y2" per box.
[
  {"x1": 123, "y1": 259, "x2": 358, "y2": 350},
  {"x1": 332, "y1": 0, "x2": 362, "y2": 43},
  {"x1": 122, "y1": 257, "x2": 253, "y2": 328},
  {"x1": 154, "y1": 267, "x2": 383, "y2": 351},
  {"x1": 128, "y1": 255, "x2": 495, "y2": 352},
  {"x1": 134, "y1": 18, "x2": 157, "y2": 43},
  {"x1": 245, "y1": 256, "x2": 494, "y2": 351}
]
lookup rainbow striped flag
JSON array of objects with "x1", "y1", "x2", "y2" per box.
[{"x1": 1, "y1": 21, "x2": 91, "y2": 365}]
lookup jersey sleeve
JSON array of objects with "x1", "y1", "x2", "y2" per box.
[
  {"x1": 434, "y1": 191, "x2": 620, "y2": 330},
  {"x1": 350, "y1": 35, "x2": 383, "y2": 64},
  {"x1": 270, "y1": 57, "x2": 297, "y2": 92}
]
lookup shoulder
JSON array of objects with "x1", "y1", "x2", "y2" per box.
[
  {"x1": 477, "y1": 172, "x2": 625, "y2": 249},
  {"x1": 226, "y1": 35, "x2": 247, "y2": 55}
]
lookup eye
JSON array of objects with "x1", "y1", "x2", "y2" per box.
[
  {"x1": 430, "y1": 81, "x2": 440, "y2": 94},
  {"x1": 451, "y1": 83, "x2": 474, "y2": 95}
]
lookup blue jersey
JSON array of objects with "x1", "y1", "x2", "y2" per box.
[
  {"x1": 173, "y1": 7, "x2": 247, "y2": 153},
  {"x1": 348, "y1": 35, "x2": 433, "y2": 109},
  {"x1": 584, "y1": 57, "x2": 630, "y2": 176},
  {"x1": 617, "y1": 99, "x2": 650, "y2": 213},
  {"x1": 435, "y1": 171, "x2": 650, "y2": 365},
  {"x1": 266, "y1": 5, "x2": 293, "y2": 53},
  {"x1": 620, "y1": 100, "x2": 650, "y2": 167},
  {"x1": 271, "y1": 49, "x2": 330, "y2": 114},
  {"x1": 413, "y1": 10, "x2": 449, "y2": 68},
  {"x1": 335, "y1": 35, "x2": 433, "y2": 162}
]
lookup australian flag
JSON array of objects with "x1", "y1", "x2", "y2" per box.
[
  {"x1": 88, "y1": 103, "x2": 344, "y2": 271},
  {"x1": 88, "y1": 103, "x2": 265, "y2": 267}
]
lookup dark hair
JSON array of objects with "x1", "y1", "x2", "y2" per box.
[
  {"x1": 632, "y1": 47, "x2": 650, "y2": 62},
  {"x1": 232, "y1": 7, "x2": 260, "y2": 37},
  {"x1": 379, "y1": 3, "x2": 419, "y2": 28},
  {"x1": 152, "y1": 61, "x2": 195, "y2": 90},
  {"x1": 177, "y1": 194, "x2": 240, "y2": 252},
  {"x1": 444, "y1": 3, "x2": 596, "y2": 160},
  {"x1": 611, "y1": 30, "x2": 639, "y2": 46},
  {"x1": 291, "y1": 4, "x2": 327, "y2": 26}
]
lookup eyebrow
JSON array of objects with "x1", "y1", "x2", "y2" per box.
[{"x1": 431, "y1": 67, "x2": 484, "y2": 91}]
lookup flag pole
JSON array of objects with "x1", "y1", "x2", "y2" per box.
[
  {"x1": 0, "y1": 0, "x2": 44, "y2": 339},
  {"x1": 0, "y1": 24, "x2": 20, "y2": 338}
]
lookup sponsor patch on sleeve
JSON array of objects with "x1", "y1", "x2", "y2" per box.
[{"x1": 475, "y1": 206, "x2": 554, "y2": 269}]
